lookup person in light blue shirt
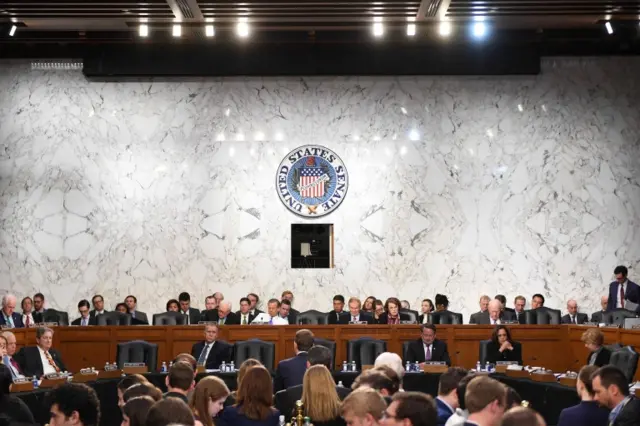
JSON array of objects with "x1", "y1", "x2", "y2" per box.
[
  {"x1": 0, "y1": 294, "x2": 24, "y2": 328},
  {"x1": 592, "y1": 365, "x2": 640, "y2": 426}
]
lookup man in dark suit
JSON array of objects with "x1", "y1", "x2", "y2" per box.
[
  {"x1": 513, "y1": 295, "x2": 527, "y2": 324},
  {"x1": 607, "y1": 265, "x2": 640, "y2": 314},
  {"x1": 190, "y1": 324, "x2": 232, "y2": 369},
  {"x1": 124, "y1": 295, "x2": 148, "y2": 324},
  {"x1": 15, "y1": 326, "x2": 66, "y2": 377},
  {"x1": 592, "y1": 365, "x2": 640, "y2": 426},
  {"x1": 32, "y1": 293, "x2": 47, "y2": 324},
  {"x1": 236, "y1": 297, "x2": 256, "y2": 325},
  {"x1": 247, "y1": 293, "x2": 263, "y2": 316},
  {"x1": 71, "y1": 300, "x2": 96, "y2": 326},
  {"x1": 436, "y1": 367, "x2": 468, "y2": 426},
  {"x1": 278, "y1": 299, "x2": 298, "y2": 325},
  {"x1": 591, "y1": 296, "x2": 609, "y2": 323},
  {"x1": 495, "y1": 294, "x2": 514, "y2": 314},
  {"x1": 471, "y1": 299, "x2": 515, "y2": 325},
  {"x1": 327, "y1": 294, "x2": 346, "y2": 324},
  {"x1": 274, "y1": 345, "x2": 350, "y2": 417},
  {"x1": 468, "y1": 295, "x2": 490, "y2": 324},
  {"x1": 404, "y1": 324, "x2": 451, "y2": 366},
  {"x1": 201, "y1": 301, "x2": 239, "y2": 325},
  {"x1": 178, "y1": 292, "x2": 201, "y2": 325},
  {"x1": 339, "y1": 297, "x2": 375, "y2": 324},
  {"x1": 89, "y1": 294, "x2": 108, "y2": 322},
  {"x1": 273, "y1": 329, "x2": 314, "y2": 392},
  {"x1": 281, "y1": 290, "x2": 300, "y2": 317},
  {"x1": 0, "y1": 294, "x2": 24, "y2": 328},
  {"x1": 561, "y1": 299, "x2": 589, "y2": 324}
]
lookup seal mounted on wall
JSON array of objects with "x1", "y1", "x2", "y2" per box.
[{"x1": 276, "y1": 145, "x2": 349, "y2": 218}]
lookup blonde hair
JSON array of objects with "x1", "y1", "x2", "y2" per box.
[
  {"x1": 301, "y1": 365, "x2": 341, "y2": 422},
  {"x1": 190, "y1": 376, "x2": 230, "y2": 426},
  {"x1": 348, "y1": 297, "x2": 361, "y2": 308},
  {"x1": 340, "y1": 388, "x2": 386, "y2": 420},
  {"x1": 581, "y1": 328, "x2": 604, "y2": 346}
]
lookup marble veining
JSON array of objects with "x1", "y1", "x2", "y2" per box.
[{"x1": 0, "y1": 57, "x2": 639, "y2": 320}]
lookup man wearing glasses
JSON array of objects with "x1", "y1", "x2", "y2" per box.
[{"x1": 381, "y1": 392, "x2": 438, "y2": 426}]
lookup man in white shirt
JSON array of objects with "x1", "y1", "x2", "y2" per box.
[
  {"x1": 464, "y1": 376, "x2": 507, "y2": 426},
  {"x1": 21, "y1": 297, "x2": 35, "y2": 327},
  {"x1": 237, "y1": 297, "x2": 254, "y2": 325},
  {"x1": 267, "y1": 299, "x2": 288, "y2": 325},
  {"x1": 16, "y1": 326, "x2": 67, "y2": 378}
]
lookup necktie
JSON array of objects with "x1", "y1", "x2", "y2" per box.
[
  {"x1": 184, "y1": 312, "x2": 190, "y2": 325},
  {"x1": 620, "y1": 285, "x2": 625, "y2": 308},
  {"x1": 10, "y1": 357, "x2": 21, "y2": 374},
  {"x1": 219, "y1": 317, "x2": 225, "y2": 325},
  {"x1": 82, "y1": 317, "x2": 87, "y2": 326},
  {"x1": 352, "y1": 316, "x2": 356, "y2": 322},
  {"x1": 6, "y1": 315, "x2": 13, "y2": 328},
  {"x1": 269, "y1": 317, "x2": 273, "y2": 325},
  {"x1": 45, "y1": 351, "x2": 60, "y2": 373},
  {"x1": 572, "y1": 316, "x2": 576, "y2": 324},
  {"x1": 197, "y1": 344, "x2": 210, "y2": 365},
  {"x1": 25, "y1": 315, "x2": 30, "y2": 327},
  {"x1": 425, "y1": 345, "x2": 432, "y2": 361},
  {"x1": 131, "y1": 311, "x2": 136, "y2": 319},
  {"x1": 242, "y1": 315, "x2": 247, "y2": 325}
]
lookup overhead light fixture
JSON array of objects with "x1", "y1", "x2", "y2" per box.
[
  {"x1": 205, "y1": 25, "x2": 214, "y2": 37},
  {"x1": 9, "y1": 25, "x2": 16, "y2": 37},
  {"x1": 472, "y1": 22, "x2": 487, "y2": 38},
  {"x1": 605, "y1": 21, "x2": 613, "y2": 34},
  {"x1": 172, "y1": 24, "x2": 181, "y2": 37},
  {"x1": 139, "y1": 24, "x2": 148, "y2": 37},
  {"x1": 373, "y1": 17, "x2": 384, "y2": 37},
  {"x1": 439, "y1": 21, "x2": 452, "y2": 36},
  {"x1": 237, "y1": 18, "x2": 249, "y2": 38},
  {"x1": 407, "y1": 24, "x2": 416, "y2": 36}
]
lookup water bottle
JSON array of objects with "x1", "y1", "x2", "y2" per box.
[
  {"x1": 32, "y1": 376, "x2": 39, "y2": 389},
  {"x1": 230, "y1": 361, "x2": 235, "y2": 371},
  {"x1": 161, "y1": 362, "x2": 167, "y2": 373},
  {"x1": 112, "y1": 363, "x2": 118, "y2": 369},
  {"x1": 104, "y1": 362, "x2": 109, "y2": 370},
  {"x1": 279, "y1": 415, "x2": 285, "y2": 426},
  {"x1": 342, "y1": 361, "x2": 347, "y2": 372},
  {"x1": 484, "y1": 362, "x2": 489, "y2": 372},
  {"x1": 405, "y1": 361, "x2": 411, "y2": 372},
  {"x1": 476, "y1": 361, "x2": 481, "y2": 372},
  {"x1": 414, "y1": 361, "x2": 420, "y2": 372},
  {"x1": 351, "y1": 361, "x2": 356, "y2": 372},
  {"x1": 169, "y1": 361, "x2": 173, "y2": 369},
  {"x1": 337, "y1": 380, "x2": 344, "y2": 387},
  {"x1": 221, "y1": 361, "x2": 226, "y2": 372}
]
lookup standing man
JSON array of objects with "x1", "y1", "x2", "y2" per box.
[
  {"x1": 281, "y1": 290, "x2": 300, "y2": 316},
  {"x1": 591, "y1": 296, "x2": 609, "y2": 323},
  {"x1": 1, "y1": 331, "x2": 24, "y2": 379},
  {"x1": 247, "y1": 293, "x2": 262, "y2": 316},
  {"x1": 339, "y1": 297, "x2": 374, "y2": 324},
  {"x1": 273, "y1": 329, "x2": 314, "y2": 392},
  {"x1": 561, "y1": 300, "x2": 588, "y2": 324},
  {"x1": 328, "y1": 295, "x2": 346, "y2": 324},
  {"x1": 178, "y1": 292, "x2": 200, "y2": 325},
  {"x1": 124, "y1": 295, "x2": 148, "y2": 324},
  {"x1": 190, "y1": 324, "x2": 231, "y2": 369},
  {"x1": 0, "y1": 294, "x2": 24, "y2": 328},
  {"x1": 531, "y1": 294, "x2": 545, "y2": 309},
  {"x1": 592, "y1": 365, "x2": 640, "y2": 425},
  {"x1": 404, "y1": 324, "x2": 451, "y2": 366},
  {"x1": 15, "y1": 326, "x2": 67, "y2": 377},
  {"x1": 71, "y1": 300, "x2": 96, "y2": 326},
  {"x1": 513, "y1": 296, "x2": 526, "y2": 324},
  {"x1": 89, "y1": 295, "x2": 108, "y2": 321},
  {"x1": 32, "y1": 293, "x2": 46, "y2": 324},
  {"x1": 237, "y1": 297, "x2": 255, "y2": 325},
  {"x1": 267, "y1": 299, "x2": 288, "y2": 325},
  {"x1": 469, "y1": 296, "x2": 491, "y2": 324},
  {"x1": 607, "y1": 265, "x2": 640, "y2": 313}
]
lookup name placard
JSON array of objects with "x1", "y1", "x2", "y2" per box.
[
  {"x1": 400, "y1": 320, "x2": 417, "y2": 325},
  {"x1": 198, "y1": 321, "x2": 218, "y2": 325},
  {"x1": 123, "y1": 363, "x2": 148, "y2": 374},
  {"x1": 348, "y1": 321, "x2": 367, "y2": 325}
]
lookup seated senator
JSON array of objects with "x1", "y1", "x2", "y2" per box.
[
  {"x1": 485, "y1": 325, "x2": 522, "y2": 365},
  {"x1": 15, "y1": 326, "x2": 67, "y2": 377},
  {"x1": 404, "y1": 324, "x2": 451, "y2": 366},
  {"x1": 377, "y1": 297, "x2": 411, "y2": 325},
  {"x1": 581, "y1": 328, "x2": 611, "y2": 367},
  {"x1": 338, "y1": 297, "x2": 374, "y2": 324}
]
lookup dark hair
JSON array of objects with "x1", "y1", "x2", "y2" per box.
[
  {"x1": 267, "y1": 298, "x2": 280, "y2": 307},
  {"x1": 236, "y1": 366, "x2": 275, "y2": 420},
  {"x1": 372, "y1": 365, "x2": 401, "y2": 394},
  {"x1": 307, "y1": 345, "x2": 332, "y2": 369},
  {"x1": 374, "y1": 299, "x2": 383, "y2": 307},
  {"x1": 363, "y1": 296, "x2": 377, "y2": 310},
  {"x1": 391, "y1": 392, "x2": 437, "y2": 426},
  {"x1": 117, "y1": 374, "x2": 149, "y2": 393},
  {"x1": 125, "y1": 295, "x2": 137, "y2": 303},
  {"x1": 91, "y1": 294, "x2": 103, "y2": 304},
  {"x1": 532, "y1": 293, "x2": 545, "y2": 304},
  {"x1": 435, "y1": 294, "x2": 449, "y2": 308},
  {"x1": 178, "y1": 292, "x2": 191, "y2": 302},
  {"x1": 247, "y1": 293, "x2": 260, "y2": 303},
  {"x1": 168, "y1": 362, "x2": 194, "y2": 391},
  {"x1": 280, "y1": 299, "x2": 291, "y2": 308},
  {"x1": 123, "y1": 383, "x2": 163, "y2": 402},
  {"x1": 46, "y1": 383, "x2": 101, "y2": 426},
  {"x1": 438, "y1": 367, "x2": 468, "y2": 396},
  {"x1": 578, "y1": 365, "x2": 600, "y2": 396},
  {"x1": 491, "y1": 325, "x2": 513, "y2": 346},
  {"x1": 500, "y1": 407, "x2": 542, "y2": 426},
  {"x1": 122, "y1": 395, "x2": 154, "y2": 426},
  {"x1": 352, "y1": 370, "x2": 395, "y2": 394},
  {"x1": 21, "y1": 296, "x2": 33, "y2": 311},
  {"x1": 456, "y1": 373, "x2": 475, "y2": 410},
  {"x1": 0, "y1": 364, "x2": 12, "y2": 395},
  {"x1": 77, "y1": 300, "x2": 90, "y2": 310},
  {"x1": 34, "y1": 292, "x2": 45, "y2": 301},
  {"x1": 115, "y1": 303, "x2": 127, "y2": 312},
  {"x1": 614, "y1": 265, "x2": 628, "y2": 276},
  {"x1": 384, "y1": 297, "x2": 401, "y2": 312},
  {"x1": 592, "y1": 365, "x2": 630, "y2": 396},
  {"x1": 494, "y1": 295, "x2": 507, "y2": 306},
  {"x1": 146, "y1": 398, "x2": 195, "y2": 426},
  {"x1": 294, "y1": 329, "x2": 314, "y2": 352},
  {"x1": 505, "y1": 387, "x2": 522, "y2": 407},
  {"x1": 173, "y1": 353, "x2": 197, "y2": 372},
  {"x1": 420, "y1": 323, "x2": 436, "y2": 334},
  {"x1": 239, "y1": 297, "x2": 250, "y2": 305},
  {"x1": 333, "y1": 295, "x2": 345, "y2": 303},
  {"x1": 422, "y1": 298, "x2": 434, "y2": 308},
  {"x1": 166, "y1": 299, "x2": 179, "y2": 311}
]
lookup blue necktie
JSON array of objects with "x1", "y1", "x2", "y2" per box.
[{"x1": 6, "y1": 315, "x2": 14, "y2": 328}]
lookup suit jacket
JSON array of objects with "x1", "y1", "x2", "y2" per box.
[
  {"x1": 190, "y1": 340, "x2": 232, "y2": 370},
  {"x1": 33, "y1": 311, "x2": 44, "y2": 324},
  {"x1": 613, "y1": 397, "x2": 640, "y2": 426},
  {"x1": 607, "y1": 280, "x2": 640, "y2": 313},
  {"x1": 469, "y1": 311, "x2": 514, "y2": 325},
  {"x1": 129, "y1": 311, "x2": 148, "y2": 324},
  {"x1": 485, "y1": 340, "x2": 522, "y2": 364},
  {"x1": 587, "y1": 347, "x2": 612, "y2": 367},
  {"x1": 404, "y1": 339, "x2": 451, "y2": 365},
  {"x1": 436, "y1": 397, "x2": 455, "y2": 426},
  {"x1": 16, "y1": 346, "x2": 67, "y2": 377},
  {"x1": 504, "y1": 307, "x2": 516, "y2": 313},
  {"x1": 235, "y1": 311, "x2": 257, "y2": 325},
  {"x1": 71, "y1": 316, "x2": 97, "y2": 326},
  {"x1": 201, "y1": 309, "x2": 240, "y2": 325},
  {"x1": 338, "y1": 312, "x2": 374, "y2": 324},
  {"x1": 275, "y1": 384, "x2": 350, "y2": 422},
  {"x1": 0, "y1": 312, "x2": 24, "y2": 328},
  {"x1": 591, "y1": 310, "x2": 606, "y2": 323},
  {"x1": 557, "y1": 400, "x2": 609, "y2": 426},
  {"x1": 513, "y1": 310, "x2": 527, "y2": 324},
  {"x1": 377, "y1": 312, "x2": 411, "y2": 324},
  {"x1": 327, "y1": 310, "x2": 345, "y2": 325},
  {"x1": 89, "y1": 310, "x2": 109, "y2": 321},
  {"x1": 561, "y1": 313, "x2": 589, "y2": 324},
  {"x1": 181, "y1": 307, "x2": 201, "y2": 324},
  {"x1": 468, "y1": 311, "x2": 485, "y2": 324},
  {"x1": 273, "y1": 352, "x2": 308, "y2": 392},
  {"x1": 418, "y1": 313, "x2": 433, "y2": 324}
]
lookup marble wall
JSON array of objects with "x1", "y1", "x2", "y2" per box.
[{"x1": 1, "y1": 57, "x2": 639, "y2": 321}]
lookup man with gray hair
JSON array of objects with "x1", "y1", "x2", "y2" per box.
[
  {"x1": 374, "y1": 352, "x2": 405, "y2": 380},
  {"x1": 16, "y1": 326, "x2": 67, "y2": 377},
  {"x1": 561, "y1": 299, "x2": 588, "y2": 324},
  {"x1": 202, "y1": 301, "x2": 239, "y2": 325},
  {"x1": 1, "y1": 330, "x2": 24, "y2": 378},
  {"x1": 0, "y1": 294, "x2": 24, "y2": 328}
]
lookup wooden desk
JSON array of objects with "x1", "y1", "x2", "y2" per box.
[{"x1": 9, "y1": 325, "x2": 640, "y2": 380}]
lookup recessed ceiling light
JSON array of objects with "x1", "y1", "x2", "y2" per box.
[
  {"x1": 439, "y1": 21, "x2": 452, "y2": 37},
  {"x1": 9, "y1": 25, "x2": 16, "y2": 36},
  {"x1": 472, "y1": 22, "x2": 487, "y2": 38},
  {"x1": 139, "y1": 24, "x2": 148, "y2": 37},
  {"x1": 373, "y1": 17, "x2": 384, "y2": 37},
  {"x1": 605, "y1": 21, "x2": 613, "y2": 34},
  {"x1": 237, "y1": 18, "x2": 249, "y2": 37},
  {"x1": 407, "y1": 24, "x2": 416, "y2": 36},
  {"x1": 205, "y1": 25, "x2": 214, "y2": 37},
  {"x1": 172, "y1": 24, "x2": 181, "y2": 37}
]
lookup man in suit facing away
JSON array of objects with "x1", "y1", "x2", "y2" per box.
[
  {"x1": 179, "y1": 292, "x2": 201, "y2": 325},
  {"x1": 436, "y1": 367, "x2": 469, "y2": 426},
  {"x1": 404, "y1": 324, "x2": 451, "y2": 366},
  {"x1": 339, "y1": 297, "x2": 375, "y2": 324},
  {"x1": 124, "y1": 295, "x2": 148, "y2": 324},
  {"x1": 15, "y1": 326, "x2": 67, "y2": 377},
  {"x1": 468, "y1": 295, "x2": 490, "y2": 324},
  {"x1": 561, "y1": 299, "x2": 589, "y2": 324},
  {"x1": 190, "y1": 324, "x2": 232, "y2": 370},
  {"x1": 591, "y1": 296, "x2": 609, "y2": 323},
  {"x1": 0, "y1": 294, "x2": 24, "y2": 328},
  {"x1": 607, "y1": 265, "x2": 640, "y2": 314},
  {"x1": 592, "y1": 365, "x2": 640, "y2": 426},
  {"x1": 71, "y1": 300, "x2": 96, "y2": 326},
  {"x1": 273, "y1": 328, "x2": 314, "y2": 392}
]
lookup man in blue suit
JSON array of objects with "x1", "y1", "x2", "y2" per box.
[
  {"x1": 0, "y1": 294, "x2": 24, "y2": 328},
  {"x1": 436, "y1": 367, "x2": 468, "y2": 426},
  {"x1": 557, "y1": 365, "x2": 609, "y2": 426},
  {"x1": 273, "y1": 328, "x2": 315, "y2": 392},
  {"x1": 606, "y1": 266, "x2": 640, "y2": 313}
]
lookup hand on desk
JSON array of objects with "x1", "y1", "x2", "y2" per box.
[{"x1": 500, "y1": 342, "x2": 513, "y2": 352}]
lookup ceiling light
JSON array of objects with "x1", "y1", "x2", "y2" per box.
[
  {"x1": 139, "y1": 24, "x2": 148, "y2": 37},
  {"x1": 407, "y1": 24, "x2": 416, "y2": 36},
  {"x1": 439, "y1": 21, "x2": 452, "y2": 37},
  {"x1": 9, "y1": 25, "x2": 16, "y2": 37},
  {"x1": 373, "y1": 17, "x2": 384, "y2": 37},
  {"x1": 472, "y1": 22, "x2": 487, "y2": 38},
  {"x1": 172, "y1": 24, "x2": 181, "y2": 37},
  {"x1": 237, "y1": 19, "x2": 249, "y2": 38},
  {"x1": 205, "y1": 25, "x2": 214, "y2": 37},
  {"x1": 605, "y1": 21, "x2": 613, "y2": 34}
]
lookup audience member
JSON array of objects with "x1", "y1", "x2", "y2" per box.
[
  {"x1": 340, "y1": 297, "x2": 374, "y2": 324},
  {"x1": 237, "y1": 297, "x2": 255, "y2": 325},
  {"x1": 146, "y1": 398, "x2": 195, "y2": 426},
  {"x1": 499, "y1": 407, "x2": 545, "y2": 426},
  {"x1": 247, "y1": 293, "x2": 262, "y2": 315},
  {"x1": 90, "y1": 295, "x2": 108, "y2": 319},
  {"x1": 173, "y1": 353, "x2": 198, "y2": 374},
  {"x1": 328, "y1": 295, "x2": 346, "y2": 324},
  {"x1": 405, "y1": 324, "x2": 451, "y2": 366},
  {"x1": 122, "y1": 395, "x2": 155, "y2": 426},
  {"x1": 191, "y1": 324, "x2": 232, "y2": 370},
  {"x1": 494, "y1": 295, "x2": 511, "y2": 313},
  {"x1": 363, "y1": 296, "x2": 377, "y2": 313},
  {"x1": 341, "y1": 388, "x2": 387, "y2": 426},
  {"x1": 436, "y1": 368, "x2": 468, "y2": 426},
  {"x1": 372, "y1": 365, "x2": 401, "y2": 395},
  {"x1": 274, "y1": 329, "x2": 314, "y2": 392},
  {"x1": 281, "y1": 290, "x2": 300, "y2": 316},
  {"x1": 71, "y1": 300, "x2": 95, "y2": 326},
  {"x1": 486, "y1": 326, "x2": 522, "y2": 365},
  {"x1": 47, "y1": 383, "x2": 100, "y2": 426},
  {"x1": 204, "y1": 295, "x2": 217, "y2": 312},
  {"x1": 0, "y1": 364, "x2": 35, "y2": 424},
  {"x1": 351, "y1": 370, "x2": 397, "y2": 397},
  {"x1": 179, "y1": 292, "x2": 201, "y2": 325},
  {"x1": 531, "y1": 294, "x2": 545, "y2": 309},
  {"x1": 445, "y1": 374, "x2": 475, "y2": 426},
  {"x1": 33, "y1": 292, "x2": 46, "y2": 317},
  {"x1": 592, "y1": 365, "x2": 640, "y2": 426},
  {"x1": 419, "y1": 299, "x2": 434, "y2": 324},
  {"x1": 117, "y1": 374, "x2": 150, "y2": 407},
  {"x1": 115, "y1": 303, "x2": 128, "y2": 314},
  {"x1": 505, "y1": 388, "x2": 522, "y2": 409},
  {"x1": 382, "y1": 392, "x2": 437, "y2": 426},
  {"x1": 561, "y1": 300, "x2": 588, "y2": 324},
  {"x1": 213, "y1": 292, "x2": 224, "y2": 305},
  {"x1": 512, "y1": 296, "x2": 526, "y2": 324},
  {"x1": 469, "y1": 296, "x2": 491, "y2": 324},
  {"x1": 217, "y1": 366, "x2": 280, "y2": 426},
  {"x1": 590, "y1": 296, "x2": 609, "y2": 323},
  {"x1": 374, "y1": 352, "x2": 405, "y2": 382},
  {"x1": 464, "y1": 376, "x2": 507, "y2": 426},
  {"x1": 190, "y1": 376, "x2": 230, "y2": 426},
  {"x1": 227, "y1": 358, "x2": 262, "y2": 406},
  {"x1": 125, "y1": 295, "x2": 148, "y2": 323},
  {"x1": 266, "y1": 299, "x2": 288, "y2": 325},
  {"x1": 581, "y1": 328, "x2": 611, "y2": 367},
  {"x1": 378, "y1": 298, "x2": 410, "y2": 325},
  {"x1": 123, "y1": 383, "x2": 163, "y2": 404},
  {"x1": 0, "y1": 294, "x2": 23, "y2": 328},
  {"x1": 21, "y1": 296, "x2": 35, "y2": 327},
  {"x1": 166, "y1": 299, "x2": 180, "y2": 312},
  {"x1": 164, "y1": 362, "x2": 196, "y2": 404},
  {"x1": 557, "y1": 365, "x2": 608, "y2": 426},
  {"x1": 299, "y1": 365, "x2": 345, "y2": 426},
  {"x1": 0, "y1": 335, "x2": 6, "y2": 358},
  {"x1": 607, "y1": 265, "x2": 640, "y2": 313},
  {"x1": 16, "y1": 326, "x2": 67, "y2": 377}
]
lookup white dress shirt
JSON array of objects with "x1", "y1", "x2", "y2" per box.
[
  {"x1": 490, "y1": 317, "x2": 501, "y2": 325},
  {"x1": 38, "y1": 346, "x2": 59, "y2": 375},
  {"x1": 239, "y1": 313, "x2": 251, "y2": 324},
  {"x1": 22, "y1": 313, "x2": 35, "y2": 327},
  {"x1": 270, "y1": 316, "x2": 288, "y2": 325}
]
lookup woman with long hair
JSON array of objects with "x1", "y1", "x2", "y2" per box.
[
  {"x1": 362, "y1": 297, "x2": 376, "y2": 313},
  {"x1": 377, "y1": 297, "x2": 410, "y2": 325},
  {"x1": 298, "y1": 365, "x2": 345, "y2": 426},
  {"x1": 226, "y1": 358, "x2": 262, "y2": 406},
  {"x1": 217, "y1": 365, "x2": 280, "y2": 426},
  {"x1": 486, "y1": 325, "x2": 522, "y2": 364},
  {"x1": 121, "y1": 396, "x2": 155, "y2": 426},
  {"x1": 190, "y1": 376, "x2": 230, "y2": 426},
  {"x1": 166, "y1": 299, "x2": 180, "y2": 312}
]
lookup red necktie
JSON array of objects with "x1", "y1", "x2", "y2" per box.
[
  {"x1": 10, "y1": 357, "x2": 21, "y2": 373},
  {"x1": 620, "y1": 285, "x2": 625, "y2": 308},
  {"x1": 25, "y1": 315, "x2": 30, "y2": 327}
]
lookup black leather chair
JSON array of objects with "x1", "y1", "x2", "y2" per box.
[
  {"x1": 97, "y1": 312, "x2": 132, "y2": 326},
  {"x1": 233, "y1": 339, "x2": 275, "y2": 371},
  {"x1": 609, "y1": 346, "x2": 639, "y2": 383},
  {"x1": 524, "y1": 307, "x2": 561, "y2": 325},
  {"x1": 605, "y1": 343, "x2": 623, "y2": 352},
  {"x1": 297, "y1": 310, "x2": 329, "y2": 325},
  {"x1": 402, "y1": 341, "x2": 412, "y2": 362},
  {"x1": 602, "y1": 309, "x2": 638, "y2": 327},
  {"x1": 431, "y1": 311, "x2": 463, "y2": 325},
  {"x1": 42, "y1": 309, "x2": 69, "y2": 326},
  {"x1": 152, "y1": 312, "x2": 188, "y2": 325},
  {"x1": 479, "y1": 340, "x2": 491, "y2": 365},
  {"x1": 347, "y1": 338, "x2": 387, "y2": 370},
  {"x1": 400, "y1": 309, "x2": 419, "y2": 324},
  {"x1": 116, "y1": 340, "x2": 159, "y2": 371},
  {"x1": 313, "y1": 338, "x2": 336, "y2": 370}
]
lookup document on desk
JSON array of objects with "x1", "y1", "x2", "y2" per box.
[{"x1": 625, "y1": 300, "x2": 638, "y2": 311}]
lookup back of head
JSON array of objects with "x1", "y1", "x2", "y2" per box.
[
  {"x1": 578, "y1": 365, "x2": 599, "y2": 397},
  {"x1": 391, "y1": 392, "x2": 437, "y2": 426},
  {"x1": 505, "y1": 387, "x2": 522, "y2": 408},
  {"x1": 456, "y1": 373, "x2": 476, "y2": 411},
  {"x1": 340, "y1": 388, "x2": 387, "y2": 421},
  {"x1": 118, "y1": 374, "x2": 149, "y2": 393},
  {"x1": 372, "y1": 365, "x2": 401, "y2": 394},
  {"x1": 173, "y1": 353, "x2": 197, "y2": 372},
  {"x1": 295, "y1": 329, "x2": 315, "y2": 352},
  {"x1": 500, "y1": 407, "x2": 546, "y2": 426},
  {"x1": 237, "y1": 358, "x2": 262, "y2": 389},
  {"x1": 438, "y1": 367, "x2": 468, "y2": 396},
  {"x1": 192, "y1": 376, "x2": 230, "y2": 426},
  {"x1": 124, "y1": 383, "x2": 163, "y2": 403},
  {"x1": 307, "y1": 345, "x2": 332, "y2": 369},
  {"x1": 122, "y1": 396, "x2": 155, "y2": 426},
  {"x1": 374, "y1": 352, "x2": 404, "y2": 379},
  {"x1": 352, "y1": 370, "x2": 397, "y2": 395},
  {"x1": 146, "y1": 398, "x2": 195, "y2": 426},
  {"x1": 168, "y1": 362, "x2": 195, "y2": 392},
  {"x1": 302, "y1": 365, "x2": 341, "y2": 422},
  {"x1": 46, "y1": 383, "x2": 101, "y2": 426},
  {"x1": 236, "y1": 366, "x2": 274, "y2": 421},
  {"x1": 465, "y1": 376, "x2": 506, "y2": 414}
]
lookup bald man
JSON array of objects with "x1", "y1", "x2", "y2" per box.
[
  {"x1": 0, "y1": 294, "x2": 24, "y2": 328},
  {"x1": 471, "y1": 299, "x2": 515, "y2": 325},
  {"x1": 201, "y1": 301, "x2": 239, "y2": 325},
  {"x1": 561, "y1": 300, "x2": 588, "y2": 324},
  {"x1": 590, "y1": 296, "x2": 609, "y2": 324}
]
